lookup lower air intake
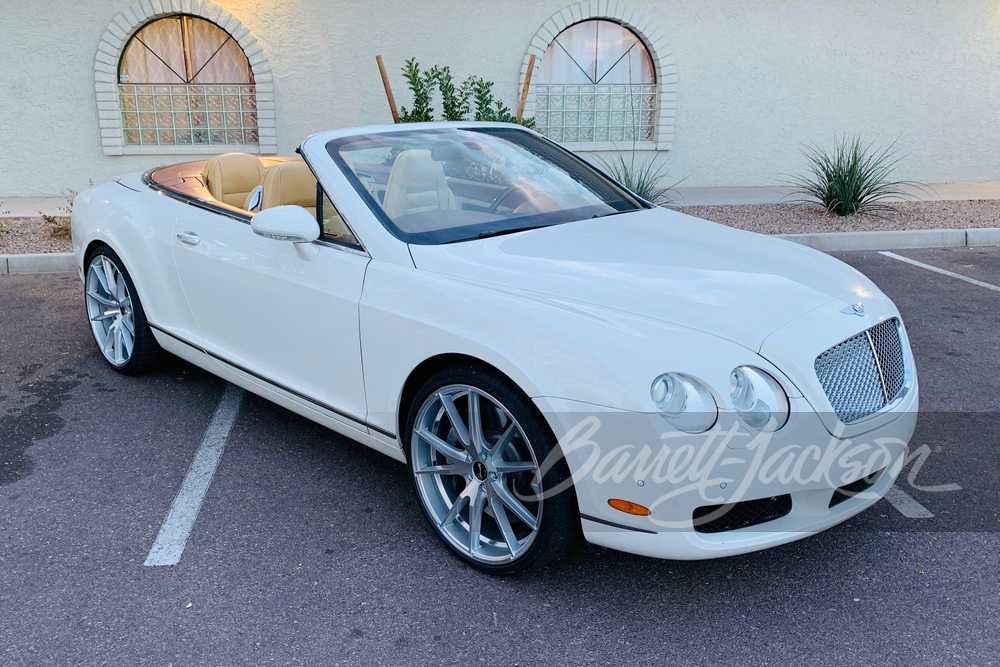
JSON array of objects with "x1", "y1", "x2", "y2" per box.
[
  {"x1": 829, "y1": 469, "x2": 885, "y2": 508},
  {"x1": 692, "y1": 494, "x2": 793, "y2": 534}
]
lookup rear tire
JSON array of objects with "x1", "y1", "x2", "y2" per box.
[
  {"x1": 405, "y1": 364, "x2": 578, "y2": 574},
  {"x1": 84, "y1": 245, "x2": 159, "y2": 375}
]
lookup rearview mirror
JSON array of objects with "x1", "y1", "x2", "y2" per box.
[{"x1": 251, "y1": 205, "x2": 319, "y2": 244}]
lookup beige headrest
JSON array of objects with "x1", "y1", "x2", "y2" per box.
[
  {"x1": 261, "y1": 161, "x2": 318, "y2": 216},
  {"x1": 202, "y1": 153, "x2": 265, "y2": 209},
  {"x1": 383, "y1": 149, "x2": 455, "y2": 218}
]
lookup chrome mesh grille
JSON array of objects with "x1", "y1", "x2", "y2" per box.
[
  {"x1": 869, "y1": 318, "x2": 906, "y2": 400},
  {"x1": 815, "y1": 318, "x2": 906, "y2": 424}
]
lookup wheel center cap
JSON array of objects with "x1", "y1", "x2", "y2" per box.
[{"x1": 472, "y1": 461, "x2": 488, "y2": 481}]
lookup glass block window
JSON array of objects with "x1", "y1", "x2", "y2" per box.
[
  {"x1": 118, "y1": 15, "x2": 257, "y2": 147},
  {"x1": 536, "y1": 20, "x2": 657, "y2": 143}
]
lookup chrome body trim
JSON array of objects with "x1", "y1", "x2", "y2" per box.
[{"x1": 147, "y1": 322, "x2": 396, "y2": 440}]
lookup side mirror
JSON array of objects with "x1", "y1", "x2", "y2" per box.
[{"x1": 251, "y1": 205, "x2": 319, "y2": 244}]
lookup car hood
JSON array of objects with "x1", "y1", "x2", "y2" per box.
[{"x1": 407, "y1": 207, "x2": 876, "y2": 351}]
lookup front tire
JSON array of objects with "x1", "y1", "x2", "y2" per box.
[
  {"x1": 84, "y1": 246, "x2": 159, "y2": 375},
  {"x1": 405, "y1": 365, "x2": 577, "y2": 574}
]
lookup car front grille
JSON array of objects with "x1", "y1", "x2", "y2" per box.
[
  {"x1": 814, "y1": 318, "x2": 907, "y2": 424},
  {"x1": 692, "y1": 494, "x2": 793, "y2": 534}
]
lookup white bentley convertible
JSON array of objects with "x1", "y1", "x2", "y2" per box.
[{"x1": 73, "y1": 122, "x2": 918, "y2": 573}]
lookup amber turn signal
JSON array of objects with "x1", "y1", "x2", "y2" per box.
[{"x1": 607, "y1": 498, "x2": 651, "y2": 516}]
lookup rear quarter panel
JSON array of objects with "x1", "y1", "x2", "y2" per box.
[{"x1": 71, "y1": 175, "x2": 197, "y2": 342}]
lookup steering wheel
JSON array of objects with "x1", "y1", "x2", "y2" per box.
[{"x1": 487, "y1": 185, "x2": 522, "y2": 214}]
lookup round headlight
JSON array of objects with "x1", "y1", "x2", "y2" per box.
[
  {"x1": 729, "y1": 366, "x2": 789, "y2": 431},
  {"x1": 650, "y1": 373, "x2": 718, "y2": 433}
]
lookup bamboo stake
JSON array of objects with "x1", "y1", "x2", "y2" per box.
[
  {"x1": 516, "y1": 54, "x2": 536, "y2": 123},
  {"x1": 376, "y1": 55, "x2": 400, "y2": 123}
]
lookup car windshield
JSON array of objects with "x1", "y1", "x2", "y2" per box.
[{"x1": 326, "y1": 126, "x2": 647, "y2": 244}]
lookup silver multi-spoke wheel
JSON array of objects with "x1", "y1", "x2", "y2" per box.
[
  {"x1": 85, "y1": 255, "x2": 136, "y2": 367},
  {"x1": 411, "y1": 384, "x2": 542, "y2": 565}
]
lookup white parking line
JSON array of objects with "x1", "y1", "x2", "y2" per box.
[
  {"x1": 144, "y1": 383, "x2": 245, "y2": 566},
  {"x1": 878, "y1": 251, "x2": 1000, "y2": 292},
  {"x1": 883, "y1": 485, "x2": 934, "y2": 519}
]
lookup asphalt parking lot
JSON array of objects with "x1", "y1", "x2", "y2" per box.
[{"x1": 1, "y1": 246, "x2": 998, "y2": 665}]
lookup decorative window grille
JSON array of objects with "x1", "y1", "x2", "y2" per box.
[
  {"x1": 118, "y1": 15, "x2": 257, "y2": 147},
  {"x1": 533, "y1": 84, "x2": 657, "y2": 143},
  {"x1": 535, "y1": 20, "x2": 657, "y2": 143},
  {"x1": 118, "y1": 84, "x2": 257, "y2": 146}
]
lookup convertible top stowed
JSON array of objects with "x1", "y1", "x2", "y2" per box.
[{"x1": 145, "y1": 156, "x2": 300, "y2": 219}]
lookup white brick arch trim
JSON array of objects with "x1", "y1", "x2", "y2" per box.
[
  {"x1": 519, "y1": 1, "x2": 677, "y2": 151},
  {"x1": 94, "y1": 0, "x2": 276, "y2": 156}
]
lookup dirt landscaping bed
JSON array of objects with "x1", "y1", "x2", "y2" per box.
[
  {"x1": 0, "y1": 217, "x2": 72, "y2": 254},
  {"x1": 674, "y1": 199, "x2": 1000, "y2": 235}
]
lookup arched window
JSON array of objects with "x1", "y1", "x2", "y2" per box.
[
  {"x1": 535, "y1": 20, "x2": 657, "y2": 144},
  {"x1": 118, "y1": 15, "x2": 258, "y2": 147}
]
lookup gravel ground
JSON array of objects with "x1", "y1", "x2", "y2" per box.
[
  {"x1": 675, "y1": 199, "x2": 1000, "y2": 235},
  {"x1": 0, "y1": 217, "x2": 72, "y2": 254}
]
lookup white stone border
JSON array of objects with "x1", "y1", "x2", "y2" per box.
[
  {"x1": 94, "y1": 0, "x2": 276, "y2": 156},
  {"x1": 1, "y1": 253, "x2": 79, "y2": 274},
  {"x1": 519, "y1": 1, "x2": 678, "y2": 152}
]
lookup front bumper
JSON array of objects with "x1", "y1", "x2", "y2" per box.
[{"x1": 535, "y1": 385, "x2": 917, "y2": 560}]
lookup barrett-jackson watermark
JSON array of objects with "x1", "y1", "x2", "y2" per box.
[{"x1": 524, "y1": 412, "x2": 961, "y2": 529}]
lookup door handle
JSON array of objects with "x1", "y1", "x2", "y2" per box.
[{"x1": 176, "y1": 231, "x2": 201, "y2": 246}]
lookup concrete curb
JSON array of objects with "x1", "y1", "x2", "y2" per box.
[
  {"x1": 778, "y1": 228, "x2": 1000, "y2": 252},
  {"x1": 965, "y1": 228, "x2": 1000, "y2": 247},
  {"x1": 1, "y1": 253, "x2": 77, "y2": 275},
  {"x1": 1, "y1": 228, "x2": 999, "y2": 275}
]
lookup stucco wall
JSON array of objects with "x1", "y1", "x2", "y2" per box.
[{"x1": 2, "y1": 0, "x2": 999, "y2": 196}]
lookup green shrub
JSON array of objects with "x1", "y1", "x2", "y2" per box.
[
  {"x1": 396, "y1": 59, "x2": 534, "y2": 128},
  {"x1": 434, "y1": 65, "x2": 471, "y2": 122},
  {"x1": 791, "y1": 135, "x2": 918, "y2": 216},
  {"x1": 397, "y1": 59, "x2": 437, "y2": 123},
  {"x1": 464, "y1": 76, "x2": 535, "y2": 128},
  {"x1": 597, "y1": 153, "x2": 678, "y2": 205}
]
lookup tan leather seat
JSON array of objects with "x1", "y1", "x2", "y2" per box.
[
  {"x1": 382, "y1": 149, "x2": 456, "y2": 218},
  {"x1": 261, "y1": 161, "x2": 317, "y2": 216},
  {"x1": 202, "y1": 153, "x2": 265, "y2": 209},
  {"x1": 260, "y1": 161, "x2": 357, "y2": 241}
]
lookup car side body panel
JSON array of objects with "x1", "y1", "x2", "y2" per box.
[
  {"x1": 72, "y1": 178, "x2": 404, "y2": 461},
  {"x1": 168, "y1": 202, "x2": 371, "y2": 427}
]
